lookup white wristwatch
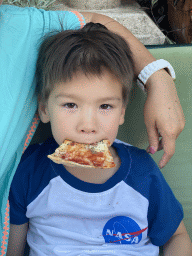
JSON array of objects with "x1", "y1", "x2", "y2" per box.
[{"x1": 137, "y1": 59, "x2": 176, "y2": 91}]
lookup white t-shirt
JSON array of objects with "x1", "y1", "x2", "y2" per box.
[{"x1": 9, "y1": 137, "x2": 183, "y2": 255}]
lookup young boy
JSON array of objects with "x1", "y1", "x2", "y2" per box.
[{"x1": 7, "y1": 22, "x2": 192, "y2": 256}]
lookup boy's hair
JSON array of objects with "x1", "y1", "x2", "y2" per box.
[{"x1": 36, "y1": 22, "x2": 135, "y2": 108}]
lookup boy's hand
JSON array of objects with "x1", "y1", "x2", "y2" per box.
[{"x1": 144, "y1": 69, "x2": 185, "y2": 169}]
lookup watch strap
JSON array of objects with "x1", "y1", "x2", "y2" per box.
[{"x1": 137, "y1": 59, "x2": 176, "y2": 91}]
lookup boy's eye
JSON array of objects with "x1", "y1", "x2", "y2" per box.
[
  {"x1": 100, "y1": 104, "x2": 113, "y2": 110},
  {"x1": 62, "y1": 103, "x2": 113, "y2": 110},
  {"x1": 63, "y1": 103, "x2": 77, "y2": 109}
]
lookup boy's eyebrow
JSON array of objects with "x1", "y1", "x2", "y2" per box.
[{"x1": 55, "y1": 93, "x2": 121, "y2": 102}]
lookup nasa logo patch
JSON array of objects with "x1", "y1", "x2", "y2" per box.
[{"x1": 102, "y1": 216, "x2": 147, "y2": 244}]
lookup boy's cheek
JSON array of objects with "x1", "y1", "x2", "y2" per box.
[
  {"x1": 101, "y1": 120, "x2": 120, "y2": 142},
  {"x1": 51, "y1": 121, "x2": 72, "y2": 145}
]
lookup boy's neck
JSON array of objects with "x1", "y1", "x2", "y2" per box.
[{"x1": 63, "y1": 146, "x2": 121, "y2": 184}]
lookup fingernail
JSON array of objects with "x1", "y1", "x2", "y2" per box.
[
  {"x1": 149, "y1": 146, "x2": 156, "y2": 154},
  {"x1": 159, "y1": 163, "x2": 163, "y2": 169}
]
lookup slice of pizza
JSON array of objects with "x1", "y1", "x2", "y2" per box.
[{"x1": 48, "y1": 139, "x2": 116, "y2": 169}]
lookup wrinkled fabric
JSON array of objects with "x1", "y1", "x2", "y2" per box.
[{"x1": 0, "y1": 5, "x2": 85, "y2": 253}]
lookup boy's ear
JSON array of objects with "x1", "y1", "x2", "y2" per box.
[
  {"x1": 119, "y1": 106, "x2": 126, "y2": 125},
  {"x1": 38, "y1": 101, "x2": 50, "y2": 123}
]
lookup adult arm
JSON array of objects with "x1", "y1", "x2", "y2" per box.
[
  {"x1": 79, "y1": 12, "x2": 185, "y2": 168},
  {"x1": 163, "y1": 221, "x2": 192, "y2": 255},
  {"x1": 6, "y1": 223, "x2": 28, "y2": 256}
]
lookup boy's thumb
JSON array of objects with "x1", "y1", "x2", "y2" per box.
[{"x1": 146, "y1": 128, "x2": 159, "y2": 154}]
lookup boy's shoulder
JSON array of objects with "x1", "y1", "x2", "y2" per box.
[
  {"x1": 113, "y1": 139, "x2": 161, "y2": 192},
  {"x1": 113, "y1": 138, "x2": 157, "y2": 170},
  {"x1": 21, "y1": 137, "x2": 57, "y2": 160},
  {"x1": 10, "y1": 137, "x2": 59, "y2": 210},
  {"x1": 17, "y1": 137, "x2": 58, "y2": 175},
  {"x1": 114, "y1": 138, "x2": 145, "y2": 153}
]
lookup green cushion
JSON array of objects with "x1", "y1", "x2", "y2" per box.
[{"x1": 117, "y1": 44, "x2": 192, "y2": 242}]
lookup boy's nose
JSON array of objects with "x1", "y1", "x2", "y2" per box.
[
  {"x1": 81, "y1": 129, "x2": 96, "y2": 134},
  {"x1": 78, "y1": 108, "x2": 97, "y2": 134},
  {"x1": 80, "y1": 120, "x2": 96, "y2": 134}
]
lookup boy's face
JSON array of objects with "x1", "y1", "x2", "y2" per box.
[{"x1": 39, "y1": 69, "x2": 126, "y2": 146}]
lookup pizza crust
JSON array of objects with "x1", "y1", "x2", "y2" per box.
[
  {"x1": 48, "y1": 139, "x2": 116, "y2": 169},
  {"x1": 48, "y1": 155, "x2": 97, "y2": 168}
]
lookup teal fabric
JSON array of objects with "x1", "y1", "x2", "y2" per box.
[
  {"x1": 117, "y1": 44, "x2": 192, "y2": 243},
  {"x1": 0, "y1": 5, "x2": 85, "y2": 252}
]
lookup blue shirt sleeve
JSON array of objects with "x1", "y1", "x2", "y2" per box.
[
  {"x1": 146, "y1": 157, "x2": 184, "y2": 246},
  {"x1": 9, "y1": 164, "x2": 30, "y2": 225},
  {"x1": 125, "y1": 146, "x2": 184, "y2": 246},
  {"x1": 8, "y1": 143, "x2": 42, "y2": 225}
]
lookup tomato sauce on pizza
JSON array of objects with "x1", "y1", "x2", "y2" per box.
[{"x1": 48, "y1": 140, "x2": 116, "y2": 169}]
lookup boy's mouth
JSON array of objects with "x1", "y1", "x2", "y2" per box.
[{"x1": 70, "y1": 138, "x2": 109, "y2": 146}]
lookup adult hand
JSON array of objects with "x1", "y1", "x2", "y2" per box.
[
  {"x1": 144, "y1": 69, "x2": 185, "y2": 169},
  {"x1": 80, "y1": 11, "x2": 185, "y2": 168}
]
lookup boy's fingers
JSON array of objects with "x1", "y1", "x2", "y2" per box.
[{"x1": 158, "y1": 138, "x2": 176, "y2": 168}]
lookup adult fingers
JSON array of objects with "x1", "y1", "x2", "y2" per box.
[
  {"x1": 158, "y1": 136, "x2": 176, "y2": 169},
  {"x1": 146, "y1": 123, "x2": 160, "y2": 154}
]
